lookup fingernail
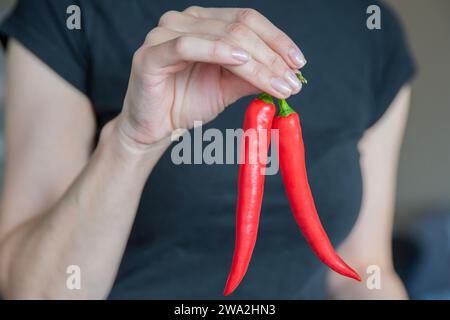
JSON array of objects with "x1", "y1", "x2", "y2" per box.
[
  {"x1": 231, "y1": 48, "x2": 250, "y2": 63},
  {"x1": 285, "y1": 70, "x2": 302, "y2": 91},
  {"x1": 289, "y1": 48, "x2": 307, "y2": 68},
  {"x1": 271, "y1": 78, "x2": 292, "y2": 96}
]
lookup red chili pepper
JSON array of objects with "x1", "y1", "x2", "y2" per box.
[
  {"x1": 272, "y1": 97, "x2": 361, "y2": 282},
  {"x1": 224, "y1": 93, "x2": 276, "y2": 296}
]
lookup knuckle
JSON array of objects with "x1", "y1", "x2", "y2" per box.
[
  {"x1": 210, "y1": 40, "x2": 223, "y2": 59},
  {"x1": 158, "y1": 10, "x2": 179, "y2": 26},
  {"x1": 250, "y1": 64, "x2": 264, "y2": 81},
  {"x1": 184, "y1": 5, "x2": 201, "y2": 16},
  {"x1": 132, "y1": 46, "x2": 146, "y2": 68},
  {"x1": 271, "y1": 32, "x2": 289, "y2": 47},
  {"x1": 268, "y1": 54, "x2": 283, "y2": 70},
  {"x1": 174, "y1": 36, "x2": 189, "y2": 55},
  {"x1": 226, "y1": 22, "x2": 248, "y2": 39},
  {"x1": 144, "y1": 27, "x2": 163, "y2": 45},
  {"x1": 237, "y1": 8, "x2": 259, "y2": 24},
  {"x1": 268, "y1": 55, "x2": 288, "y2": 74},
  {"x1": 272, "y1": 32, "x2": 286, "y2": 43}
]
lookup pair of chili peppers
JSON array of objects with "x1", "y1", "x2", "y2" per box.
[{"x1": 224, "y1": 73, "x2": 361, "y2": 296}]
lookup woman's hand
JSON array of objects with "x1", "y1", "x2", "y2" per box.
[{"x1": 116, "y1": 7, "x2": 307, "y2": 148}]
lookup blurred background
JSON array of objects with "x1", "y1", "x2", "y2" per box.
[{"x1": 0, "y1": 0, "x2": 448, "y2": 298}]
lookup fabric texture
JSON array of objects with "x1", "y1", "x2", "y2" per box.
[{"x1": 0, "y1": 0, "x2": 415, "y2": 299}]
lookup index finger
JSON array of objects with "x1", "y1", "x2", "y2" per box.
[{"x1": 184, "y1": 6, "x2": 307, "y2": 69}]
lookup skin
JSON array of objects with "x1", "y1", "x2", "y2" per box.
[
  {"x1": 0, "y1": 7, "x2": 410, "y2": 299},
  {"x1": 327, "y1": 86, "x2": 411, "y2": 299}
]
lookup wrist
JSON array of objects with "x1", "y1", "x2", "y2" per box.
[{"x1": 100, "y1": 116, "x2": 172, "y2": 164}]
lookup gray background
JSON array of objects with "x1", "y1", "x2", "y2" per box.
[{"x1": 0, "y1": 0, "x2": 449, "y2": 227}]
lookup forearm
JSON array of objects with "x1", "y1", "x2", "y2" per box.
[{"x1": 0, "y1": 118, "x2": 170, "y2": 299}]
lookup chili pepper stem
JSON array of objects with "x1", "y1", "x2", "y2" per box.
[
  {"x1": 296, "y1": 71, "x2": 308, "y2": 84},
  {"x1": 257, "y1": 92, "x2": 275, "y2": 104},
  {"x1": 277, "y1": 99, "x2": 296, "y2": 117},
  {"x1": 276, "y1": 71, "x2": 307, "y2": 117}
]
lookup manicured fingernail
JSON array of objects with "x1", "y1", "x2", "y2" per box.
[
  {"x1": 231, "y1": 48, "x2": 250, "y2": 63},
  {"x1": 285, "y1": 70, "x2": 302, "y2": 91},
  {"x1": 289, "y1": 48, "x2": 307, "y2": 68},
  {"x1": 271, "y1": 77, "x2": 292, "y2": 96}
]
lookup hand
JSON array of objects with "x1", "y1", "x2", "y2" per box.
[{"x1": 116, "y1": 7, "x2": 307, "y2": 148}]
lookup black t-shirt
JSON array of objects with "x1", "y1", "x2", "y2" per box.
[{"x1": 0, "y1": 0, "x2": 415, "y2": 299}]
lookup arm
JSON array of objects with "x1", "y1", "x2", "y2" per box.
[
  {"x1": 327, "y1": 85, "x2": 412, "y2": 299},
  {"x1": 0, "y1": 40, "x2": 170, "y2": 299},
  {"x1": 0, "y1": 7, "x2": 306, "y2": 299}
]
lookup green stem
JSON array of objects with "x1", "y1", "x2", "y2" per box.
[
  {"x1": 259, "y1": 71, "x2": 307, "y2": 116},
  {"x1": 278, "y1": 98, "x2": 296, "y2": 117},
  {"x1": 257, "y1": 92, "x2": 274, "y2": 104},
  {"x1": 296, "y1": 71, "x2": 308, "y2": 84}
]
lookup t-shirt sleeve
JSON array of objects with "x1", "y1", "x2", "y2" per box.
[
  {"x1": 367, "y1": 3, "x2": 416, "y2": 128},
  {"x1": 0, "y1": 0, "x2": 89, "y2": 95}
]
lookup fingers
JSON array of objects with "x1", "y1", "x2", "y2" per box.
[
  {"x1": 140, "y1": 7, "x2": 307, "y2": 98},
  {"x1": 222, "y1": 22, "x2": 302, "y2": 94},
  {"x1": 139, "y1": 32, "x2": 294, "y2": 99},
  {"x1": 163, "y1": 14, "x2": 302, "y2": 93},
  {"x1": 184, "y1": 7, "x2": 307, "y2": 69},
  {"x1": 156, "y1": 10, "x2": 302, "y2": 94},
  {"x1": 226, "y1": 59, "x2": 295, "y2": 99},
  {"x1": 144, "y1": 26, "x2": 179, "y2": 46},
  {"x1": 136, "y1": 35, "x2": 250, "y2": 72}
]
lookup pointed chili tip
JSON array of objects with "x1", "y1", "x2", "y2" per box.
[
  {"x1": 330, "y1": 256, "x2": 362, "y2": 282},
  {"x1": 223, "y1": 287, "x2": 233, "y2": 297},
  {"x1": 347, "y1": 269, "x2": 362, "y2": 282},
  {"x1": 223, "y1": 280, "x2": 238, "y2": 297},
  {"x1": 223, "y1": 271, "x2": 245, "y2": 296},
  {"x1": 339, "y1": 262, "x2": 362, "y2": 282}
]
